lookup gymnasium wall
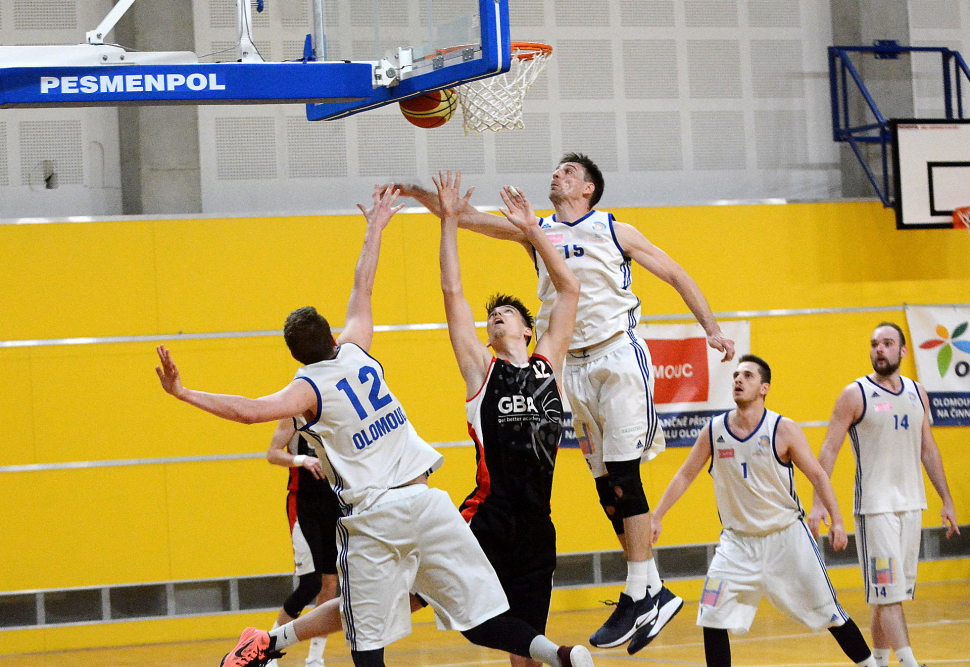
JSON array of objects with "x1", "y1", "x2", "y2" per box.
[{"x1": 1, "y1": 200, "x2": 969, "y2": 650}]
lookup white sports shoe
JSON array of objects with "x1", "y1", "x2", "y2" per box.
[{"x1": 305, "y1": 660, "x2": 325, "y2": 667}]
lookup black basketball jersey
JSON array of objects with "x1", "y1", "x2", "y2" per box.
[
  {"x1": 461, "y1": 354, "x2": 564, "y2": 523},
  {"x1": 286, "y1": 432, "x2": 331, "y2": 501}
]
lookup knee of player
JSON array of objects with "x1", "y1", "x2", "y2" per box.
[{"x1": 604, "y1": 460, "x2": 650, "y2": 518}]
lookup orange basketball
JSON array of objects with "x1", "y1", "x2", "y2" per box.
[{"x1": 399, "y1": 88, "x2": 458, "y2": 128}]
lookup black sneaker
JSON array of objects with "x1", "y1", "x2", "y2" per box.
[
  {"x1": 627, "y1": 586, "x2": 684, "y2": 654},
  {"x1": 589, "y1": 593, "x2": 658, "y2": 648}
]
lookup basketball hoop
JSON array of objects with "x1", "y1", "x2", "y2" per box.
[
  {"x1": 954, "y1": 206, "x2": 970, "y2": 234},
  {"x1": 456, "y1": 42, "x2": 552, "y2": 134}
]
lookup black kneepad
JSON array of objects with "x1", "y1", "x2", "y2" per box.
[
  {"x1": 595, "y1": 476, "x2": 626, "y2": 535},
  {"x1": 604, "y1": 459, "x2": 650, "y2": 519},
  {"x1": 283, "y1": 572, "x2": 324, "y2": 618}
]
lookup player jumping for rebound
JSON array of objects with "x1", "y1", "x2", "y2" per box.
[{"x1": 435, "y1": 170, "x2": 579, "y2": 667}]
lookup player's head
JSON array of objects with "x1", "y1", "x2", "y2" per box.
[
  {"x1": 284, "y1": 306, "x2": 336, "y2": 365},
  {"x1": 551, "y1": 152, "x2": 604, "y2": 211},
  {"x1": 485, "y1": 293, "x2": 534, "y2": 348},
  {"x1": 733, "y1": 354, "x2": 771, "y2": 405},
  {"x1": 870, "y1": 321, "x2": 907, "y2": 377}
]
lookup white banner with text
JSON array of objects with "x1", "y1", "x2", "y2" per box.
[{"x1": 904, "y1": 305, "x2": 970, "y2": 426}]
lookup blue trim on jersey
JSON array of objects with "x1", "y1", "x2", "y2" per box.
[
  {"x1": 551, "y1": 209, "x2": 598, "y2": 227},
  {"x1": 606, "y1": 213, "x2": 629, "y2": 258},
  {"x1": 723, "y1": 408, "x2": 767, "y2": 443},
  {"x1": 770, "y1": 415, "x2": 792, "y2": 469},
  {"x1": 296, "y1": 376, "x2": 323, "y2": 428},
  {"x1": 849, "y1": 423, "x2": 863, "y2": 515},
  {"x1": 797, "y1": 519, "x2": 849, "y2": 622},
  {"x1": 858, "y1": 514, "x2": 871, "y2": 602},
  {"x1": 707, "y1": 419, "x2": 716, "y2": 475},
  {"x1": 864, "y1": 375, "x2": 904, "y2": 396},
  {"x1": 625, "y1": 330, "x2": 659, "y2": 449},
  {"x1": 352, "y1": 342, "x2": 389, "y2": 378},
  {"x1": 335, "y1": 518, "x2": 357, "y2": 648},
  {"x1": 851, "y1": 381, "x2": 867, "y2": 427}
]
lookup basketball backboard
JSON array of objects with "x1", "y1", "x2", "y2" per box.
[
  {"x1": 0, "y1": 0, "x2": 510, "y2": 122},
  {"x1": 892, "y1": 119, "x2": 970, "y2": 229}
]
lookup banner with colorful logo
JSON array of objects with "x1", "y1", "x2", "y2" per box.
[
  {"x1": 561, "y1": 320, "x2": 750, "y2": 449},
  {"x1": 904, "y1": 305, "x2": 970, "y2": 426}
]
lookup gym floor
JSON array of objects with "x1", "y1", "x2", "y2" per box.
[{"x1": 1, "y1": 581, "x2": 966, "y2": 667}]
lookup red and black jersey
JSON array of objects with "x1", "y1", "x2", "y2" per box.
[
  {"x1": 286, "y1": 433, "x2": 331, "y2": 501},
  {"x1": 461, "y1": 354, "x2": 563, "y2": 524}
]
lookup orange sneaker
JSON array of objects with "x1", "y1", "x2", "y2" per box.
[{"x1": 220, "y1": 628, "x2": 284, "y2": 667}]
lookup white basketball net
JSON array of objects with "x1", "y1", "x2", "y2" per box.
[{"x1": 457, "y1": 44, "x2": 551, "y2": 134}]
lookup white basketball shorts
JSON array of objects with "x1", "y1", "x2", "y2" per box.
[
  {"x1": 335, "y1": 485, "x2": 509, "y2": 651},
  {"x1": 855, "y1": 510, "x2": 922, "y2": 605},
  {"x1": 564, "y1": 331, "x2": 665, "y2": 478},
  {"x1": 290, "y1": 519, "x2": 316, "y2": 577},
  {"x1": 696, "y1": 520, "x2": 848, "y2": 635}
]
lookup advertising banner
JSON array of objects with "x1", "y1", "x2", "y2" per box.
[
  {"x1": 904, "y1": 305, "x2": 970, "y2": 426},
  {"x1": 561, "y1": 320, "x2": 750, "y2": 450}
]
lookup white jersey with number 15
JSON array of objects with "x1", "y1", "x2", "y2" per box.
[{"x1": 534, "y1": 210, "x2": 641, "y2": 349}]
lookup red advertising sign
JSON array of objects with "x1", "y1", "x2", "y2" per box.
[{"x1": 646, "y1": 337, "x2": 710, "y2": 404}]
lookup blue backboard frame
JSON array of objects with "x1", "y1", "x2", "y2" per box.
[
  {"x1": 0, "y1": 0, "x2": 511, "y2": 121},
  {"x1": 305, "y1": 0, "x2": 511, "y2": 121}
]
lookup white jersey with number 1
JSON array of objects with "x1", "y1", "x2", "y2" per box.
[
  {"x1": 708, "y1": 409, "x2": 804, "y2": 535},
  {"x1": 848, "y1": 375, "x2": 927, "y2": 515},
  {"x1": 534, "y1": 210, "x2": 641, "y2": 349},
  {"x1": 294, "y1": 343, "x2": 443, "y2": 516}
]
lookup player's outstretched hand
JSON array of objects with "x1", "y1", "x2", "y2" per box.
[
  {"x1": 708, "y1": 331, "x2": 736, "y2": 362},
  {"x1": 359, "y1": 184, "x2": 404, "y2": 231},
  {"x1": 431, "y1": 170, "x2": 474, "y2": 221},
  {"x1": 650, "y1": 515, "x2": 663, "y2": 546},
  {"x1": 375, "y1": 182, "x2": 407, "y2": 198},
  {"x1": 806, "y1": 505, "x2": 829, "y2": 539},
  {"x1": 829, "y1": 522, "x2": 848, "y2": 551},
  {"x1": 498, "y1": 186, "x2": 539, "y2": 234},
  {"x1": 942, "y1": 501, "x2": 961, "y2": 538},
  {"x1": 155, "y1": 345, "x2": 185, "y2": 399}
]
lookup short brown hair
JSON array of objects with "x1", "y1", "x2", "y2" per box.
[
  {"x1": 874, "y1": 321, "x2": 906, "y2": 347},
  {"x1": 284, "y1": 307, "x2": 335, "y2": 365},
  {"x1": 485, "y1": 294, "x2": 534, "y2": 345},
  {"x1": 560, "y1": 152, "x2": 604, "y2": 209},
  {"x1": 739, "y1": 354, "x2": 771, "y2": 384}
]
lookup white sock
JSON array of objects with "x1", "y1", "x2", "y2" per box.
[
  {"x1": 269, "y1": 621, "x2": 300, "y2": 650},
  {"x1": 895, "y1": 647, "x2": 919, "y2": 667},
  {"x1": 307, "y1": 636, "x2": 326, "y2": 662},
  {"x1": 529, "y1": 635, "x2": 561, "y2": 667},
  {"x1": 872, "y1": 648, "x2": 890, "y2": 667},
  {"x1": 624, "y1": 559, "x2": 650, "y2": 601},
  {"x1": 646, "y1": 557, "x2": 663, "y2": 597}
]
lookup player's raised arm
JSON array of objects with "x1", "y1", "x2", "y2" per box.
[
  {"x1": 500, "y1": 186, "x2": 579, "y2": 378},
  {"x1": 613, "y1": 222, "x2": 734, "y2": 362},
  {"x1": 776, "y1": 418, "x2": 848, "y2": 551},
  {"x1": 651, "y1": 424, "x2": 714, "y2": 545},
  {"x1": 434, "y1": 171, "x2": 493, "y2": 393},
  {"x1": 807, "y1": 383, "x2": 863, "y2": 537},
  {"x1": 915, "y1": 383, "x2": 960, "y2": 537},
  {"x1": 266, "y1": 418, "x2": 323, "y2": 480},
  {"x1": 339, "y1": 186, "x2": 404, "y2": 352},
  {"x1": 384, "y1": 181, "x2": 531, "y2": 246},
  {"x1": 155, "y1": 346, "x2": 316, "y2": 424}
]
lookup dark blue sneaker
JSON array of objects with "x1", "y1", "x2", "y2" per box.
[
  {"x1": 589, "y1": 593, "x2": 657, "y2": 648},
  {"x1": 626, "y1": 586, "x2": 684, "y2": 654}
]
